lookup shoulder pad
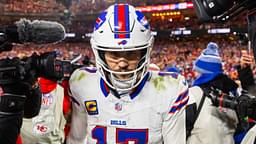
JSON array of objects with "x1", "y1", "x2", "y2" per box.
[
  {"x1": 70, "y1": 67, "x2": 96, "y2": 83},
  {"x1": 79, "y1": 67, "x2": 97, "y2": 73}
]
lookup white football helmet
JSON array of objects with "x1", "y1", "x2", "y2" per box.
[{"x1": 91, "y1": 3, "x2": 154, "y2": 92}]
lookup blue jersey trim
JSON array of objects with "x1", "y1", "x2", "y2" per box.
[
  {"x1": 130, "y1": 72, "x2": 150, "y2": 99},
  {"x1": 169, "y1": 89, "x2": 189, "y2": 114},
  {"x1": 158, "y1": 71, "x2": 179, "y2": 79},
  {"x1": 80, "y1": 67, "x2": 97, "y2": 73},
  {"x1": 100, "y1": 78, "x2": 109, "y2": 97}
]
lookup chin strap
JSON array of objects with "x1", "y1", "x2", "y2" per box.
[{"x1": 109, "y1": 73, "x2": 136, "y2": 91}]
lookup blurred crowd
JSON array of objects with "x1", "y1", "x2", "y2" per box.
[
  {"x1": 66, "y1": 15, "x2": 247, "y2": 34},
  {"x1": 0, "y1": 0, "x2": 251, "y2": 86},
  {"x1": 0, "y1": 0, "x2": 248, "y2": 34},
  {"x1": 65, "y1": 15, "x2": 247, "y2": 34},
  {"x1": 0, "y1": 37, "x2": 253, "y2": 86},
  {"x1": 0, "y1": 0, "x2": 191, "y2": 14},
  {"x1": 0, "y1": 42, "x2": 94, "y2": 64},
  {"x1": 0, "y1": 0, "x2": 247, "y2": 32},
  {"x1": 1, "y1": 0, "x2": 65, "y2": 13},
  {"x1": 150, "y1": 14, "x2": 247, "y2": 31},
  {"x1": 151, "y1": 37, "x2": 251, "y2": 85},
  {"x1": 0, "y1": 17, "x2": 247, "y2": 36}
]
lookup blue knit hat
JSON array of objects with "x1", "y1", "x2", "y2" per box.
[
  {"x1": 193, "y1": 42, "x2": 223, "y2": 86},
  {"x1": 194, "y1": 42, "x2": 223, "y2": 73}
]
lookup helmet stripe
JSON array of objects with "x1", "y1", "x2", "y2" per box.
[
  {"x1": 114, "y1": 4, "x2": 119, "y2": 35},
  {"x1": 136, "y1": 11, "x2": 150, "y2": 29},
  {"x1": 94, "y1": 12, "x2": 107, "y2": 30},
  {"x1": 124, "y1": 4, "x2": 130, "y2": 36},
  {"x1": 114, "y1": 4, "x2": 130, "y2": 39}
]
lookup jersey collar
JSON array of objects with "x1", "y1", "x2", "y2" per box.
[{"x1": 100, "y1": 72, "x2": 150, "y2": 99}]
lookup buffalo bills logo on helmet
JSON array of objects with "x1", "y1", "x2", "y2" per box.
[
  {"x1": 135, "y1": 11, "x2": 150, "y2": 29},
  {"x1": 118, "y1": 40, "x2": 127, "y2": 45},
  {"x1": 94, "y1": 12, "x2": 107, "y2": 30}
]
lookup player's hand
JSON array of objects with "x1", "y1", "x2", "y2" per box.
[{"x1": 240, "y1": 50, "x2": 253, "y2": 68}]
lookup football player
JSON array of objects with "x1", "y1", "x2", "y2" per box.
[{"x1": 66, "y1": 3, "x2": 189, "y2": 144}]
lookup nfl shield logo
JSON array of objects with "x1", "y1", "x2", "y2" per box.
[
  {"x1": 115, "y1": 103, "x2": 122, "y2": 111},
  {"x1": 41, "y1": 93, "x2": 53, "y2": 109}
]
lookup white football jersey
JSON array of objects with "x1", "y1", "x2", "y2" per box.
[{"x1": 67, "y1": 67, "x2": 189, "y2": 144}]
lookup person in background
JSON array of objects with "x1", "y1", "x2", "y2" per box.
[
  {"x1": 237, "y1": 50, "x2": 256, "y2": 144},
  {"x1": 237, "y1": 50, "x2": 255, "y2": 92},
  {"x1": 187, "y1": 42, "x2": 238, "y2": 144},
  {"x1": 20, "y1": 77, "x2": 68, "y2": 144},
  {"x1": 0, "y1": 58, "x2": 41, "y2": 144}
]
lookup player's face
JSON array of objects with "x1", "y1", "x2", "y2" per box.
[{"x1": 104, "y1": 50, "x2": 142, "y2": 80}]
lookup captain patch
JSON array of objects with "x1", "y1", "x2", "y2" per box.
[{"x1": 85, "y1": 100, "x2": 98, "y2": 115}]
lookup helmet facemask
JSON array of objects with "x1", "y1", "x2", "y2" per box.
[{"x1": 92, "y1": 45, "x2": 152, "y2": 92}]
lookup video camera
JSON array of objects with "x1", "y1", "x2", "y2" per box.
[
  {"x1": 0, "y1": 19, "x2": 83, "y2": 143},
  {"x1": 207, "y1": 87, "x2": 256, "y2": 124},
  {"x1": 192, "y1": 0, "x2": 256, "y2": 22},
  {"x1": 0, "y1": 52, "x2": 82, "y2": 85},
  {"x1": 192, "y1": 0, "x2": 256, "y2": 60},
  {"x1": 0, "y1": 18, "x2": 82, "y2": 82}
]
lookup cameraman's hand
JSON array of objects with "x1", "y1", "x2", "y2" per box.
[
  {"x1": 23, "y1": 68, "x2": 38, "y2": 87},
  {"x1": 19, "y1": 54, "x2": 40, "y2": 88},
  {"x1": 22, "y1": 57, "x2": 42, "y2": 118},
  {"x1": 238, "y1": 50, "x2": 255, "y2": 90},
  {"x1": 240, "y1": 50, "x2": 253, "y2": 69},
  {"x1": 11, "y1": 55, "x2": 42, "y2": 118}
]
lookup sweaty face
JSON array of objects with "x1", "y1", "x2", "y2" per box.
[{"x1": 104, "y1": 50, "x2": 143, "y2": 80}]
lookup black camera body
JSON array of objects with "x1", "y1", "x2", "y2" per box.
[
  {"x1": 0, "y1": 51, "x2": 82, "y2": 119},
  {"x1": 0, "y1": 51, "x2": 82, "y2": 143},
  {"x1": 208, "y1": 88, "x2": 256, "y2": 124},
  {"x1": 0, "y1": 18, "x2": 68, "y2": 143},
  {"x1": 192, "y1": 0, "x2": 256, "y2": 22},
  {"x1": 192, "y1": 0, "x2": 256, "y2": 60},
  {"x1": 0, "y1": 52, "x2": 81, "y2": 84}
]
